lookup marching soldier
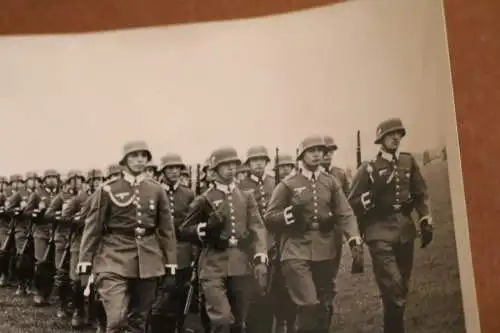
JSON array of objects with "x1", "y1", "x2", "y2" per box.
[
  {"x1": 322, "y1": 136, "x2": 350, "y2": 196},
  {"x1": 45, "y1": 170, "x2": 85, "y2": 318},
  {"x1": 276, "y1": 153, "x2": 296, "y2": 180},
  {"x1": 0, "y1": 176, "x2": 13, "y2": 287},
  {"x1": 77, "y1": 140, "x2": 177, "y2": 333},
  {"x1": 23, "y1": 169, "x2": 60, "y2": 305},
  {"x1": 179, "y1": 168, "x2": 191, "y2": 188},
  {"x1": 322, "y1": 135, "x2": 350, "y2": 316},
  {"x1": 144, "y1": 161, "x2": 158, "y2": 180},
  {"x1": 238, "y1": 146, "x2": 275, "y2": 333},
  {"x1": 178, "y1": 146, "x2": 268, "y2": 333},
  {"x1": 60, "y1": 168, "x2": 104, "y2": 328},
  {"x1": 270, "y1": 152, "x2": 298, "y2": 333},
  {"x1": 264, "y1": 135, "x2": 363, "y2": 333},
  {"x1": 0, "y1": 177, "x2": 12, "y2": 287},
  {"x1": 348, "y1": 118, "x2": 433, "y2": 333},
  {"x1": 5, "y1": 172, "x2": 36, "y2": 296},
  {"x1": 105, "y1": 164, "x2": 122, "y2": 181},
  {"x1": 234, "y1": 165, "x2": 247, "y2": 184},
  {"x1": 150, "y1": 153, "x2": 196, "y2": 333}
]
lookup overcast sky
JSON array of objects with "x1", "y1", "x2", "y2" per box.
[{"x1": 0, "y1": 0, "x2": 453, "y2": 176}]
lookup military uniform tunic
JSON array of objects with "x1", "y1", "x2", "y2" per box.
[
  {"x1": 23, "y1": 186, "x2": 58, "y2": 262},
  {"x1": 5, "y1": 188, "x2": 33, "y2": 254},
  {"x1": 78, "y1": 173, "x2": 177, "y2": 333},
  {"x1": 348, "y1": 150, "x2": 430, "y2": 333},
  {"x1": 0, "y1": 189, "x2": 12, "y2": 249},
  {"x1": 264, "y1": 168, "x2": 360, "y2": 332},
  {"x1": 178, "y1": 181, "x2": 267, "y2": 333}
]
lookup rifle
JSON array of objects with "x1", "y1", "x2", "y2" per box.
[
  {"x1": 17, "y1": 214, "x2": 37, "y2": 282},
  {"x1": 351, "y1": 129, "x2": 364, "y2": 274},
  {"x1": 356, "y1": 130, "x2": 362, "y2": 168}
]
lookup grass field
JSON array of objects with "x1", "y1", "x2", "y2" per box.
[{"x1": 0, "y1": 160, "x2": 466, "y2": 333}]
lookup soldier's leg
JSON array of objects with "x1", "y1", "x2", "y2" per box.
[
  {"x1": 150, "y1": 275, "x2": 177, "y2": 333},
  {"x1": 33, "y1": 226, "x2": 51, "y2": 303},
  {"x1": 69, "y1": 250, "x2": 85, "y2": 328},
  {"x1": 281, "y1": 259, "x2": 320, "y2": 333},
  {"x1": 311, "y1": 260, "x2": 335, "y2": 333},
  {"x1": 54, "y1": 233, "x2": 71, "y2": 318},
  {"x1": 226, "y1": 275, "x2": 253, "y2": 333},
  {"x1": 175, "y1": 267, "x2": 194, "y2": 331},
  {"x1": 331, "y1": 229, "x2": 344, "y2": 301},
  {"x1": 368, "y1": 240, "x2": 412, "y2": 333},
  {"x1": 95, "y1": 272, "x2": 130, "y2": 333},
  {"x1": 14, "y1": 226, "x2": 28, "y2": 295},
  {"x1": 200, "y1": 277, "x2": 234, "y2": 333},
  {"x1": 0, "y1": 221, "x2": 10, "y2": 286},
  {"x1": 127, "y1": 277, "x2": 159, "y2": 333},
  {"x1": 392, "y1": 240, "x2": 415, "y2": 333},
  {"x1": 246, "y1": 276, "x2": 273, "y2": 333}
]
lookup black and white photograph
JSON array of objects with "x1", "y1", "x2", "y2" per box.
[{"x1": 0, "y1": 0, "x2": 478, "y2": 333}]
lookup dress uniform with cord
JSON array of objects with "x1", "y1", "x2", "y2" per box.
[
  {"x1": 348, "y1": 118, "x2": 433, "y2": 333},
  {"x1": 76, "y1": 140, "x2": 177, "y2": 333}
]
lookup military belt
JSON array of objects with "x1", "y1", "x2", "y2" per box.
[
  {"x1": 373, "y1": 201, "x2": 413, "y2": 216},
  {"x1": 106, "y1": 227, "x2": 156, "y2": 239}
]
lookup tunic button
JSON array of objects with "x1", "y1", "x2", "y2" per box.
[
  {"x1": 230, "y1": 208, "x2": 235, "y2": 213},
  {"x1": 231, "y1": 222, "x2": 235, "y2": 226},
  {"x1": 231, "y1": 216, "x2": 235, "y2": 221},
  {"x1": 314, "y1": 202, "x2": 318, "y2": 207},
  {"x1": 312, "y1": 184, "x2": 316, "y2": 188},
  {"x1": 137, "y1": 212, "x2": 142, "y2": 216},
  {"x1": 231, "y1": 228, "x2": 236, "y2": 233},
  {"x1": 135, "y1": 189, "x2": 139, "y2": 194},
  {"x1": 138, "y1": 220, "x2": 142, "y2": 224},
  {"x1": 314, "y1": 209, "x2": 318, "y2": 214},
  {"x1": 169, "y1": 196, "x2": 174, "y2": 201}
]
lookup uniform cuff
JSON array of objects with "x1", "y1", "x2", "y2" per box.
[
  {"x1": 253, "y1": 253, "x2": 269, "y2": 265},
  {"x1": 418, "y1": 216, "x2": 432, "y2": 225},
  {"x1": 165, "y1": 264, "x2": 177, "y2": 275},
  {"x1": 76, "y1": 262, "x2": 92, "y2": 274},
  {"x1": 347, "y1": 236, "x2": 362, "y2": 246}
]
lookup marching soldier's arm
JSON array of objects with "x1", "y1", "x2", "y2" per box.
[
  {"x1": 339, "y1": 170, "x2": 351, "y2": 197},
  {"x1": 177, "y1": 196, "x2": 207, "y2": 244},
  {"x1": 5, "y1": 192, "x2": 21, "y2": 215},
  {"x1": 73, "y1": 195, "x2": 93, "y2": 227},
  {"x1": 61, "y1": 194, "x2": 82, "y2": 221},
  {"x1": 77, "y1": 188, "x2": 107, "y2": 274},
  {"x1": 44, "y1": 193, "x2": 64, "y2": 222},
  {"x1": 246, "y1": 191, "x2": 268, "y2": 264},
  {"x1": 156, "y1": 187, "x2": 178, "y2": 273},
  {"x1": 347, "y1": 163, "x2": 372, "y2": 216},
  {"x1": 331, "y1": 181, "x2": 362, "y2": 244},
  {"x1": 22, "y1": 192, "x2": 40, "y2": 218},
  {"x1": 410, "y1": 156, "x2": 431, "y2": 223},
  {"x1": 263, "y1": 182, "x2": 293, "y2": 233}
]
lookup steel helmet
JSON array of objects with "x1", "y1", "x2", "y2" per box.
[
  {"x1": 374, "y1": 118, "x2": 406, "y2": 144},
  {"x1": 244, "y1": 146, "x2": 270, "y2": 164},
  {"x1": 296, "y1": 135, "x2": 327, "y2": 160},
  {"x1": 209, "y1": 147, "x2": 241, "y2": 170},
  {"x1": 119, "y1": 140, "x2": 152, "y2": 166}
]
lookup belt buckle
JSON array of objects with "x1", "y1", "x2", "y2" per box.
[
  {"x1": 134, "y1": 227, "x2": 146, "y2": 238},
  {"x1": 393, "y1": 204, "x2": 401, "y2": 211},
  {"x1": 311, "y1": 222, "x2": 319, "y2": 230},
  {"x1": 228, "y1": 237, "x2": 238, "y2": 247}
]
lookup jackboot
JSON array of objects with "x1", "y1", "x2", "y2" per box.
[
  {"x1": 14, "y1": 281, "x2": 27, "y2": 296},
  {"x1": 70, "y1": 280, "x2": 85, "y2": 328},
  {"x1": 0, "y1": 273, "x2": 7, "y2": 287}
]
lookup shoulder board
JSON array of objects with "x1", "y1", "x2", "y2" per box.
[
  {"x1": 282, "y1": 171, "x2": 298, "y2": 183},
  {"x1": 144, "y1": 178, "x2": 162, "y2": 186}
]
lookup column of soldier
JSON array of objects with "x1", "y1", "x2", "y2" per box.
[{"x1": 0, "y1": 118, "x2": 434, "y2": 333}]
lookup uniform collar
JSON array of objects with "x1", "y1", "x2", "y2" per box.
[
  {"x1": 249, "y1": 173, "x2": 264, "y2": 183},
  {"x1": 123, "y1": 171, "x2": 144, "y2": 186},
  {"x1": 164, "y1": 181, "x2": 180, "y2": 191},
  {"x1": 379, "y1": 149, "x2": 400, "y2": 162},
  {"x1": 300, "y1": 167, "x2": 321, "y2": 181},
  {"x1": 214, "y1": 181, "x2": 236, "y2": 194}
]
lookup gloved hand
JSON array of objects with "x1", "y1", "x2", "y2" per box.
[
  {"x1": 349, "y1": 237, "x2": 364, "y2": 274},
  {"x1": 420, "y1": 217, "x2": 433, "y2": 248},
  {"x1": 319, "y1": 211, "x2": 336, "y2": 233},
  {"x1": 253, "y1": 263, "x2": 268, "y2": 295},
  {"x1": 160, "y1": 265, "x2": 177, "y2": 292}
]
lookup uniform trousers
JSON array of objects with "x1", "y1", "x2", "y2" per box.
[
  {"x1": 32, "y1": 224, "x2": 54, "y2": 299},
  {"x1": 0, "y1": 219, "x2": 12, "y2": 278},
  {"x1": 367, "y1": 239, "x2": 414, "y2": 333},
  {"x1": 95, "y1": 272, "x2": 158, "y2": 333},
  {"x1": 14, "y1": 222, "x2": 30, "y2": 286},
  {"x1": 282, "y1": 259, "x2": 335, "y2": 333},
  {"x1": 200, "y1": 275, "x2": 253, "y2": 333},
  {"x1": 150, "y1": 266, "x2": 192, "y2": 333},
  {"x1": 54, "y1": 230, "x2": 71, "y2": 306}
]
